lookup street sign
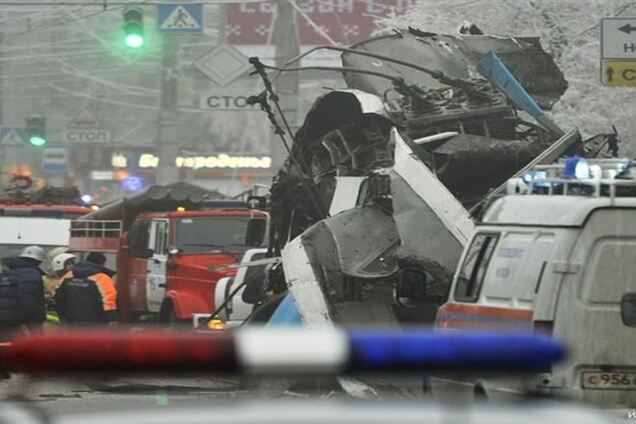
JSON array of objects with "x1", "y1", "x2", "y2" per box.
[
  {"x1": 0, "y1": 127, "x2": 26, "y2": 146},
  {"x1": 158, "y1": 4, "x2": 203, "y2": 34},
  {"x1": 227, "y1": 0, "x2": 415, "y2": 46},
  {"x1": 64, "y1": 129, "x2": 111, "y2": 143},
  {"x1": 90, "y1": 170, "x2": 115, "y2": 181},
  {"x1": 601, "y1": 18, "x2": 636, "y2": 59},
  {"x1": 65, "y1": 108, "x2": 111, "y2": 143},
  {"x1": 200, "y1": 91, "x2": 259, "y2": 111},
  {"x1": 601, "y1": 18, "x2": 636, "y2": 86},
  {"x1": 68, "y1": 109, "x2": 99, "y2": 129},
  {"x1": 194, "y1": 44, "x2": 251, "y2": 86},
  {"x1": 43, "y1": 147, "x2": 68, "y2": 172},
  {"x1": 602, "y1": 61, "x2": 636, "y2": 86}
]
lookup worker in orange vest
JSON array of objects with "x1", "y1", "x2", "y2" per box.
[{"x1": 54, "y1": 252, "x2": 117, "y2": 325}]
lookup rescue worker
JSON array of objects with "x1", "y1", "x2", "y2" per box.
[
  {"x1": 54, "y1": 252, "x2": 117, "y2": 325},
  {"x1": 0, "y1": 246, "x2": 47, "y2": 335},
  {"x1": 0, "y1": 260, "x2": 23, "y2": 338},
  {"x1": 43, "y1": 247, "x2": 68, "y2": 305},
  {"x1": 46, "y1": 253, "x2": 76, "y2": 325},
  {"x1": 51, "y1": 253, "x2": 75, "y2": 278}
]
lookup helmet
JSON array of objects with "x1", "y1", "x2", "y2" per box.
[
  {"x1": 19, "y1": 245, "x2": 46, "y2": 262},
  {"x1": 51, "y1": 253, "x2": 75, "y2": 272},
  {"x1": 48, "y1": 247, "x2": 68, "y2": 262}
]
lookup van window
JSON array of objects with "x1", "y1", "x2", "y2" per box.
[
  {"x1": 153, "y1": 221, "x2": 168, "y2": 256},
  {"x1": 129, "y1": 221, "x2": 150, "y2": 258},
  {"x1": 582, "y1": 239, "x2": 636, "y2": 304},
  {"x1": 454, "y1": 233, "x2": 499, "y2": 302}
]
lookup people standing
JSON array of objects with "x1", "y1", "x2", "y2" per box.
[
  {"x1": 0, "y1": 246, "x2": 47, "y2": 336},
  {"x1": 43, "y1": 247, "x2": 69, "y2": 308},
  {"x1": 54, "y1": 252, "x2": 117, "y2": 325}
]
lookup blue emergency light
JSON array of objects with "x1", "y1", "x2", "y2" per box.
[
  {"x1": 563, "y1": 157, "x2": 589, "y2": 179},
  {"x1": 349, "y1": 331, "x2": 564, "y2": 372}
]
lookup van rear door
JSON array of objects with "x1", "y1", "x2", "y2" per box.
[{"x1": 558, "y1": 208, "x2": 636, "y2": 399}]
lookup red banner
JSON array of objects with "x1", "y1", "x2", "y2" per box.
[{"x1": 226, "y1": 0, "x2": 415, "y2": 45}]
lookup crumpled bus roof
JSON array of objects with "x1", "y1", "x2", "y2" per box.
[{"x1": 341, "y1": 29, "x2": 567, "y2": 109}]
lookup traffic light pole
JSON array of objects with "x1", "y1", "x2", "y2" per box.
[{"x1": 156, "y1": 36, "x2": 180, "y2": 185}]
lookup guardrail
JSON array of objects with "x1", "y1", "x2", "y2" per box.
[{"x1": 70, "y1": 220, "x2": 122, "y2": 238}]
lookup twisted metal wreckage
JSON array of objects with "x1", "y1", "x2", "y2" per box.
[{"x1": 242, "y1": 26, "x2": 620, "y2": 329}]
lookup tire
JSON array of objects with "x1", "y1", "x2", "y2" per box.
[{"x1": 159, "y1": 302, "x2": 189, "y2": 329}]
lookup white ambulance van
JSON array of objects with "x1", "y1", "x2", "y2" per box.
[{"x1": 432, "y1": 158, "x2": 636, "y2": 408}]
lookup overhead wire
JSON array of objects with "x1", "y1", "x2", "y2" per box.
[{"x1": 287, "y1": 0, "x2": 337, "y2": 46}]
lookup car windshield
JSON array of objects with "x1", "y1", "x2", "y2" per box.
[{"x1": 175, "y1": 216, "x2": 251, "y2": 254}]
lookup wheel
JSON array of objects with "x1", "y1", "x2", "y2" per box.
[{"x1": 158, "y1": 302, "x2": 189, "y2": 329}]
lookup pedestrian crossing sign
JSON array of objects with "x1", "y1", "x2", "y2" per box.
[
  {"x1": 158, "y1": 4, "x2": 204, "y2": 34},
  {"x1": 0, "y1": 127, "x2": 26, "y2": 146}
]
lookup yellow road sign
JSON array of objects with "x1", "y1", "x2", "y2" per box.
[{"x1": 602, "y1": 60, "x2": 636, "y2": 86}]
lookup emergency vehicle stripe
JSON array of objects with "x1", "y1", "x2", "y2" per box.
[{"x1": 436, "y1": 303, "x2": 533, "y2": 331}]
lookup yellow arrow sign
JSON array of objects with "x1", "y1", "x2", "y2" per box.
[{"x1": 602, "y1": 60, "x2": 636, "y2": 86}]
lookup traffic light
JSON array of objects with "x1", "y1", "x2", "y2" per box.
[
  {"x1": 123, "y1": 8, "x2": 144, "y2": 49},
  {"x1": 25, "y1": 116, "x2": 46, "y2": 147}
]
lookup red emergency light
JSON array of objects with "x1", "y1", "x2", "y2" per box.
[{"x1": 1, "y1": 331, "x2": 237, "y2": 374}]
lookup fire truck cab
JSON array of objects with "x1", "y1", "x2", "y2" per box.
[{"x1": 70, "y1": 205, "x2": 269, "y2": 323}]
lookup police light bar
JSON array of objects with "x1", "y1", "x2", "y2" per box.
[{"x1": 0, "y1": 329, "x2": 565, "y2": 375}]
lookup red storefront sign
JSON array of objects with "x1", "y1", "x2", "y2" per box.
[{"x1": 226, "y1": 0, "x2": 415, "y2": 45}]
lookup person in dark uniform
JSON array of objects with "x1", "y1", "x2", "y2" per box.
[
  {"x1": 0, "y1": 246, "x2": 47, "y2": 337},
  {"x1": 54, "y1": 252, "x2": 117, "y2": 325}
]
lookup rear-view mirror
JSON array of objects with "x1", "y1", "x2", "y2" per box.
[
  {"x1": 621, "y1": 293, "x2": 636, "y2": 327},
  {"x1": 245, "y1": 219, "x2": 267, "y2": 247}
]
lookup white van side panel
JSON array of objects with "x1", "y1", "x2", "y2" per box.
[
  {"x1": 533, "y1": 230, "x2": 580, "y2": 322},
  {"x1": 552, "y1": 209, "x2": 636, "y2": 406},
  {"x1": 480, "y1": 231, "x2": 555, "y2": 309}
]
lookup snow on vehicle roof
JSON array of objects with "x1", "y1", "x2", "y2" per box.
[{"x1": 482, "y1": 195, "x2": 636, "y2": 227}]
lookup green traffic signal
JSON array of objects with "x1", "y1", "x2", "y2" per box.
[
  {"x1": 123, "y1": 8, "x2": 144, "y2": 49},
  {"x1": 25, "y1": 116, "x2": 46, "y2": 147},
  {"x1": 125, "y1": 33, "x2": 144, "y2": 49},
  {"x1": 29, "y1": 136, "x2": 46, "y2": 147}
]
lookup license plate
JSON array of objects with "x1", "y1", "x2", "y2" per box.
[{"x1": 581, "y1": 371, "x2": 636, "y2": 389}]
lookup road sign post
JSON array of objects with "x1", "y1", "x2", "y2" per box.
[{"x1": 601, "y1": 18, "x2": 636, "y2": 86}]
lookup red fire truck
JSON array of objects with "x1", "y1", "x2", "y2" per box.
[{"x1": 68, "y1": 183, "x2": 269, "y2": 323}]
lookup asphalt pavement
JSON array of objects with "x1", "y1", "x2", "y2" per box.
[{"x1": 0, "y1": 375, "x2": 269, "y2": 415}]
